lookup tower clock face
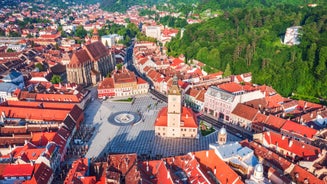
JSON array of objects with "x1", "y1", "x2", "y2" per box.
[{"x1": 172, "y1": 97, "x2": 176, "y2": 101}]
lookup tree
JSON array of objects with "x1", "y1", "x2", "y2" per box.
[
  {"x1": 116, "y1": 63, "x2": 123, "y2": 70},
  {"x1": 315, "y1": 46, "x2": 327, "y2": 79},
  {"x1": 50, "y1": 75, "x2": 62, "y2": 84},
  {"x1": 6, "y1": 48, "x2": 15, "y2": 52},
  {"x1": 223, "y1": 63, "x2": 232, "y2": 77},
  {"x1": 75, "y1": 25, "x2": 87, "y2": 38},
  {"x1": 35, "y1": 63, "x2": 44, "y2": 71}
]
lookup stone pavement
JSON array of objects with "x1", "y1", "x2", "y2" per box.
[{"x1": 84, "y1": 94, "x2": 241, "y2": 158}]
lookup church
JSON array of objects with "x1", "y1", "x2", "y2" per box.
[
  {"x1": 66, "y1": 28, "x2": 116, "y2": 85},
  {"x1": 154, "y1": 75, "x2": 198, "y2": 138}
]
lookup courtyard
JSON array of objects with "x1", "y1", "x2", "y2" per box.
[{"x1": 84, "y1": 94, "x2": 241, "y2": 159}]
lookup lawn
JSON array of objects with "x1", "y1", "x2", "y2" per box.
[{"x1": 200, "y1": 120, "x2": 215, "y2": 136}]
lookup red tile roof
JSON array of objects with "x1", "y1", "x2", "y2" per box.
[
  {"x1": 263, "y1": 115, "x2": 287, "y2": 130},
  {"x1": 64, "y1": 158, "x2": 89, "y2": 184},
  {"x1": 218, "y1": 82, "x2": 244, "y2": 93},
  {"x1": 194, "y1": 150, "x2": 243, "y2": 184},
  {"x1": 240, "y1": 140, "x2": 292, "y2": 171},
  {"x1": 231, "y1": 103, "x2": 258, "y2": 121},
  {"x1": 31, "y1": 132, "x2": 56, "y2": 147},
  {"x1": 98, "y1": 77, "x2": 114, "y2": 89},
  {"x1": 262, "y1": 131, "x2": 320, "y2": 159},
  {"x1": 3, "y1": 164, "x2": 34, "y2": 178},
  {"x1": 281, "y1": 120, "x2": 318, "y2": 139},
  {"x1": 139, "y1": 160, "x2": 173, "y2": 184},
  {"x1": 23, "y1": 162, "x2": 53, "y2": 184},
  {"x1": 290, "y1": 165, "x2": 324, "y2": 184},
  {"x1": 155, "y1": 107, "x2": 198, "y2": 128},
  {"x1": 0, "y1": 106, "x2": 70, "y2": 121}
]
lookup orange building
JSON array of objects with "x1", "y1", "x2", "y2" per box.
[{"x1": 155, "y1": 75, "x2": 198, "y2": 138}]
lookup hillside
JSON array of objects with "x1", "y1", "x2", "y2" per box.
[{"x1": 167, "y1": 4, "x2": 327, "y2": 99}]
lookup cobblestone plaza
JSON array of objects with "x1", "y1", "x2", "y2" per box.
[{"x1": 84, "y1": 94, "x2": 241, "y2": 158}]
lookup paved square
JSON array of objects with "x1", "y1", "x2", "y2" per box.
[{"x1": 84, "y1": 94, "x2": 241, "y2": 158}]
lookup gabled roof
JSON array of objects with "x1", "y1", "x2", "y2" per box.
[
  {"x1": 139, "y1": 160, "x2": 173, "y2": 184},
  {"x1": 84, "y1": 41, "x2": 108, "y2": 61},
  {"x1": 24, "y1": 162, "x2": 53, "y2": 184},
  {"x1": 262, "y1": 131, "x2": 320, "y2": 159},
  {"x1": 290, "y1": 165, "x2": 324, "y2": 184},
  {"x1": 231, "y1": 103, "x2": 258, "y2": 121},
  {"x1": 194, "y1": 150, "x2": 243, "y2": 184},
  {"x1": 31, "y1": 132, "x2": 56, "y2": 147},
  {"x1": 281, "y1": 120, "x2": 318, "y2": 139},
  {"x1": 3, "y1": 164, "x2": 34, "y2": 177},
  {"x1": 69, "y1": 49, "x2": 90, "y2": 66},
  {"x1": 263, "y1": 115, "x2": 287, "y2": 130}
]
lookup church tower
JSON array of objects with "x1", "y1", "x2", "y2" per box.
[
  {"x1": 91, "y1": 27, "x2": 100, "y2": 43},
  {"x1": 167, "y1": 75, "x2": 182, "y2": 137},
  {"x1": 218, "y1": 127, "x2": 227, "y2": 145}
]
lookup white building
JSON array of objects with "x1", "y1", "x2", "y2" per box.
[
  {"x1": 283, "y1": 26, "x2": 302, "y2": 46},
  {"x1": 145, "y1": 26, "x2": 161, "y2": 40},
  {"x1": 101, "y1": 34, "x2": 123, "y2": 48}
]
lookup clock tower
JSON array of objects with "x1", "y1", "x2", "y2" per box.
[{"x1": 167, "y1": 75, "x2": 182, "y2": 137}]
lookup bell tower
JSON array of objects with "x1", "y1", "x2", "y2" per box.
[
  {"x1": 91, "y1": 27, "x2": 100, "y2": 43},
  {"x1": 167, "y1": 75, "x2": 182, "y2": 137}
]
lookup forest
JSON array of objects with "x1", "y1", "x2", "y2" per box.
[{"x1": 167, "y1": 2, "x2": 327, "y2": 99}]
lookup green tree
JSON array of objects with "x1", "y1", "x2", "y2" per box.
[
  {"x1": 116, "y1": 63, "x2": 123, "y2": 70},
  {"x1": 35, "y1": 63, "x2": 44, "y2": 71},
  {"x1": 6, "y1": 48, "x2": 15, "y2": 52},
  {"x1": 223, "y1": 63, "x2": 232, "y2": 77},
  {"x1": 75, "y1": 25, "x2": 87, "y2": 38},
  {"x1": 315, "y1": 46, "x2": 327, "y2": 79},
  {"x1": 50, "y1": 75, "x2": 62, "y2": 84}
]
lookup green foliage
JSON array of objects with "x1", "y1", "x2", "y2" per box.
[
  {"x1": 167, "y1": 4, "x2": 327, "y2": 99},
  {"x1": 116, "y1": 63, "x2": 123, "y2": 70},
  {"x1": 35, "y1": 63, "x2": 44, "y2": 71},
  {"x1": 139, "y1": 9, "x2": 157, "y2": 16},
  {"x1": 50, "y1": 75, "x2": 62, "y2": 84},
  {"x1": 99, "y1": 22, "x2": 139, "y2": 46},
  {"x1": 159, "y1": 16, "x2": 187, "y2": 28},
  {"x1": 223, "y1": 63, "x2": 231, "y2": 77},
  {"x1": 136, "y1": 32, "x2": 157, "y2": 42},
  {"x1": 6, "y1": 48, "x2": 15, "y2": 53},
  {"x1": 75, "y1": 25, "x2": 87, "y2": 38}
]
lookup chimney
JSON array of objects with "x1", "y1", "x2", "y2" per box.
[
  {"x1": 206, "y1": 151, "x2": 208, "y2": 158},
  {"x1": 146, "y1": 161, "x2": 149, "y2": 172},
  {"x1": 167, "y1": 170, "x2": 170, "y2": 179},
  {"x1": 289, "y1": 140, "x2": 293, "y2": 147},
  {"x1": 214, "y1": 166, "x2": 216, "y2": 175}
]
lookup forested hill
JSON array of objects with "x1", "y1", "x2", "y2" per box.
[
  {"x1": 167, "y1": 4, "x2": 327, "y2": 99},
  {"x1": 100, "y1": 0, "x2": 198, "y2": 13}
]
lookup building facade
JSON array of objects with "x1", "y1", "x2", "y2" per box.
[
  {"x1": 66, "y1": 41, "x2": 115, "y2": 85},
  {"x1": 97, "y1": 68, "x2": 149, "y2": 98},
  {"x1": 155, "y1": 75, "x2": 198, "y2": 138}
]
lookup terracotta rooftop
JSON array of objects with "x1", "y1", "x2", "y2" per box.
[
  {"x1": 281, "y1": 120, "x2": 318, "y2": 139},
  {"x1": 262, "y1": 131, "x2": 320, "y2": 159},
  {"x1": 194, "y1": 150, "x2": 243, "y2": 184},
  {"x1": 155, "y1": 107, "x2": 198, "y2": 128},
  {"x1": 231, "y1": 103, "x2": 258, "y2": 121},
  {"x1": 64, "y1": 158, "x2": 89, "y2": 184},
  {"x1": 23, "y1": 162, "x2": 53, "y2": 184}
]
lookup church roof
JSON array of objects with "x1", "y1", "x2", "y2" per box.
[
  {"x1": 69, "y1": 49, "x2": 90, "y2": 66},
  {"x1": 84, "y1": 41, "x2": 108, "y2": 61}
]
